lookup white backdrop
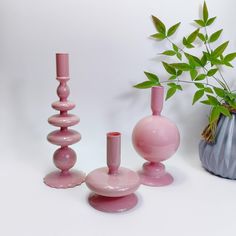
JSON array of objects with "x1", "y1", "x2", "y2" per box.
[{"x1": 1, "y1": 0, "x2": 236, "y2": 235}]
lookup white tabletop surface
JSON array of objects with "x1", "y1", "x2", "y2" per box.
[{"x1": 1, "y1": 134, "x2": 235, "y2": 236}]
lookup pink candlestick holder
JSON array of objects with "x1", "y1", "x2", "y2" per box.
[
  {"x1": 85, "y1": 132, "x2": 140, "y2": 213},
  {"x1": 132, "y1": 86, "x2": 180, "y2": 187},
  {"x1": 44, "y1": 53, "x2": 86, "y2": 188}
]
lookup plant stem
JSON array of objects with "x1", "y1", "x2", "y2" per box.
[
  {"x1": 160, "y1": 79, "x2": 215, "y2": 88},
  {"x1": 166, "y1": 37, "x2": 185, "y2": 53},
  {"x1": 166, "y1": 35, "x2": 229, "y2": 91},
  {"x1": 204, "y1": 26, "x2": 231, "y2": 91}
]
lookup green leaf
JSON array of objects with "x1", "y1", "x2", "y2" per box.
[
  {"x1": 167, "y1": 83, "x2": 182, "y2": 91},
  {"x1": 194, "y1": 19, "x2": 205, "y2": 27},
  {"x1": 201, "y1": 54, "x2": 207, "y2": 66},
  {"x1": 172, "y1": 43, "x2": 178, "y2": 52},
  {"x1": 166, "y1": 87, "x2": 176, "y2": 100},
  {"x1": 218, "y1": 106, "x2": 232, "y2": 117},
  {"x1": 150, "y1": 33, "x2": 166, "y2": 40},
  {"x1": 134, "y1": 81, "x2": 157, "y2": 89},
  {"x1": 203, "y1": 1, "x2": 209, "y2": 23},
  {"x1": 187, "y1": 29, "x2": 200, "y2": 43},
  {"x1": 198, "y1": 33, "x2": 206, "y2": 42},
  {"x1": 203, "y1": 51, "x2": 210, "y2": 60},
  {"x1": 161, "y1": 50, "x2": 176, "y2": 56},
  {"x1": 152, "y1": 15, "x2": 166, "y2": 34},
  {"x1": 224, "y1": 61, "x2": 234, "y2": 67},
  {"x1": 224, "y1": 53, "x2": 236, "y2": 62},
  {"x1": 213, "y1": 41, "x2": 229, "y2": 57},
  {"x1": 177, "y1": 70, "x2": 183, "y2": 76},
  {"x1": 193, "y1": 89, "x2": 204, "y2": 104},
  {"x1": 209, "y1": 29, "x2": 223, "y2": 43},
  {"x1": 170, "y1": 63, "x2": 191, "y2": 71},
  {"x1": 210, "y1": 106, "x2": 220, "y2": 123},
  {"x1": 204, "y1": 87, "x2": 213, "y2": 93},
  {"x1": 162, "y1": 62, "x2": 176, "y2": 75},
  {"x1": 195, "y1": 83, "x2": 205, "y2": 89},
  {"x1": 168, "y1": 83, "x2": 176, "y2": 87},
  {"x1": 210, "y1": 58, "x2": 223, "y2": 65},
  {"x1": 226, "y1": 92, "x2": 236, "y2": 100},
  {"x1": 228, "y1": 100, "x2": 236, "y2": 109},
  {"x1": 169, "y1": 75, "x2": 177, "y2": 80},
  {"x1": 207, "y1": 95, "x2": 220, "y2": 106},
  {"x1": 206, "y1": 16, "x2": 217, "y2": 26},
  {"x1": 177, "y1": 52, "x2": 182, "y2": 60},
  {"x1": 188, "y1": 57, "x2": 196, "y2": 69},
  {"x1": 167, "y1": 22, "x2": 181, "y2": 37},
  {"x1": 186, "y1": 44, "x2": 195, "y2": 49},
  {"x1": 184, "y1": 53, "x2": 202, "y2": 67},
  {"x1": 194, "y1": 74, "x2": 206, "y2": 81},
  {"x1": 213, "y1": 87, "x2": 226, "y2": 98},
  {"x1": 201, "y1": 99, "x2": 211, "y2": 105},
  {"x1": 190, "y1": 69, "x2": 198, "y2": 80},
  {"x1": 176, "y1": 84, "x2": 183, "y2": 91},
  {"x1": 182, "y1": 37, "x2": 194, "y2": 48},
  {"x1": 182, "y1": 37, "x2": 187, "y2": 45},
  {"x1": 228, "y1": 92, "x2": 236, "y2": 99},
  {"x1": 144, "y1": 71, "x2": 160, "y2": 82},
  {"x1": 207, "y1": 68, "x2": 218, "y2": 76}
]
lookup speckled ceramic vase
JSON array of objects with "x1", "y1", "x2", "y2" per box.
[{"x1": 199, "y1": 114, "x2": 236, "y2": 179}]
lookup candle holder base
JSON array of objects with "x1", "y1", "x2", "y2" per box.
[
  {"x1": 88, "y1": 193, "x2": 138, "y2": 213},
  {"x1": 138, "y1": 162, "x2": 173, "y2": 187},
  {"x1": 44, "y1": 170, "x2": 85, "y2": 188}
]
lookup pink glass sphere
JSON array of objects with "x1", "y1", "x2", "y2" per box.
[
  {"x1": 132, "y1": 115, "x2": 180, "y2": 163},
  {"x1": 132, "y1": 86, "x2": 180, "y2": 186}
]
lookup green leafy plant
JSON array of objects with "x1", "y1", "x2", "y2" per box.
[{"x1": 134, "y1": 1, "x2": 236, "y2": 143}]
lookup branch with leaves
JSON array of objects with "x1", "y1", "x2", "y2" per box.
[{"x1": 134, "y1": 1, "x2": 236, "y2": 142}]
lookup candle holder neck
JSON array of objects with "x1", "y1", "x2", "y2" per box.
[
  {"x1": 151, "y1": 86, "x2": 164, "y2": 116},
  {"x1": 107, "y1": 132, "x2": 121, "y2": 175}
]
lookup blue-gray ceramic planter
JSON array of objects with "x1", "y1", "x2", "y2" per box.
[{"x1": 199, "y1": 114, "x2": 236, "y2": 179}]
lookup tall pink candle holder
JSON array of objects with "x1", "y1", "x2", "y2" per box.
[
  {"x1": 85, "y1": 132, "x2": 140, "y2": 213},
  {"x1": 44, "y1": 53, "x2": 85, "y2": 188},
  {"x1": 132, "y1": 86, "x2": 180, "y2": 187}
]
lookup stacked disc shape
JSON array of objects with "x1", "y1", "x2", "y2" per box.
[{"x1": 44, "y1": 53, "x2": 85, "y2": 188}]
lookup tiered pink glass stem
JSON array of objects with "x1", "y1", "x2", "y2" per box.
[{"x1": 44, "y1": 53, "x2": 85, "y2": 188}]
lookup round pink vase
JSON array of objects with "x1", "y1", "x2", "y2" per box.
[
  {"x1": 132, "y1": 86, "x2": 180, "y2": 186},
  {"x1": 86, "y1": 132, "x2": 140, "y2": 213}
]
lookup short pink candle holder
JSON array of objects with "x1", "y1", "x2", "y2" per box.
[
  {"x1": 44, "y1": 53, "x2": 86, "y2": 188},
  {"x1": 85, "y1": 132, "x2": 140, "y2": 213},
  {"x1": 132, "y1": 86, "x2": 180, "y2": 187}
]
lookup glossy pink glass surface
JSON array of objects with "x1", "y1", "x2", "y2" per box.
[
  {"x1": 44, "y1": 53, "x2": 85, "y2": 188},
  {"x1": 47, "y1": 129, "x2": 81, "y2": 146},
  {"x1": 132, "y1": 116, "x2": 179, "y2": 162},
  {"x1": 107, "y1": 132, "x2": 121, "y2": 175},
  {"x1": 88, "y1": 193, "x2": 138, "y2": 213},
  {"x1": 132, "y1": 86, "x2": 180, "y2": 186},
  {"x1": 138, "y1": 162, "x2": 173, "y2": 186},
  {"x1": 44, "y1": 170, "x2": 85, "y2": 188},
  {"x1": 85, "y1": 132, "x2": 140, "y2": 213},
  {"x1": 52, "y1": 101, "x2": 75, "y2": 111},
  {"x1": 86, "y1": 167, "x2": 140, "y2": 197},
  {"x1": 56, "y1": 53, "x2": 69, "y2": 77},
  {"x1": 48, "y1": 114, "x2": 80, "y2": 127}
]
